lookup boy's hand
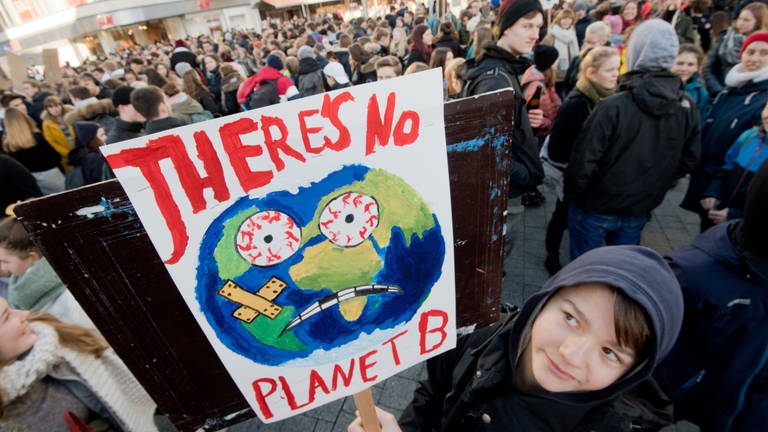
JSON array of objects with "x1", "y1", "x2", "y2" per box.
[
  {"x1": 528, "y1": 108, "x2": 544, "y2": 128},
  {"x1": 348, "y1": 407, "x2": 401, "y2": 432},
  {"x1": 700, "y1": 197, "x2": 717, "y2": 210},
  {"x1": 708, "y1": 208, "x2": 728, "y2": 225}
]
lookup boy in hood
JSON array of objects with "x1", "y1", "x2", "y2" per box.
[
  {"x1": 564, "y1": 19, "x2": 701, "y2": 259},
  {"x1": 350, "y1": 245, "x2": 684, "y2": 431}
]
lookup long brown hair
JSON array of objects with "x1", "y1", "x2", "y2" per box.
[
  {"x1": 1, "y1": 108, "x2": 38, "y2": 153},
  {"x1": 182, "y1": 69, "x2": 212, "y2": 103},
  {"x1": 30, "y1": 313, "x2": 107, "y2": 357}
]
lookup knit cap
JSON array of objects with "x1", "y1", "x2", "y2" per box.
[
  {"x1": 298, "y1": 45, "x2": 314, "y2": 60},
  {"x1": 625, "y1": 19, "x2": 678, "y2": 71},
  {"x1": 111, "y1": 86, "x2": 134, "y2": 107},
  {"x1": 266, "y1": 54, "x2": 284, "y2": 70},
  {"x1": 740, "y1": 32, "x2": 768, "y2": 58},
  {"x1": 498, "y1": 0, "x2": 544, "y2": 34},
  {"x1": 74, "y1": 121, "x2": 100, "y2": 149},
  {"x1": 533, "y1": 44, "x2": 559, "y2": 71},
  {"x1": 573, "y1": 1, "x2": 589, "y2": 12}
]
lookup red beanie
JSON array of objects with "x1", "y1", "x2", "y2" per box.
[{"x1": 740, "y1": 32, "x2": 768, "y2": 58}]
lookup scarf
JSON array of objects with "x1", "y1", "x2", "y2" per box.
[
  {"x1": 0, "y1": 322, "x2": 158, "y2": 432},
  {"x1": 575, "y1": 76, "x2": 615, "y2": 104},
  {"x1": 724, "y1": 63, "x2": 768, "y2": 87},
  {"x1": 8, "y1": 258, "x2": 65, "y2": 312},
  {"x1": 718, "y1": 29, "x2": 747, "y2": 68}
]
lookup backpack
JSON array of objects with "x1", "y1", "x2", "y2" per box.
[
  {"x1": 190, "y1": 110, "x2": 214, "y2": 123},
  {"x1": 249, "y1": 79, "x2": 280, "y2": 110},
  {"x1": 297, "y1": 69, "x2": 325, "y2": 98},
  {"x1": 460, "y1": 66, "x2": 515, "y2": 99},
  {"x1": 460, "y1": 66, "x2": 544, "y2": 193}
]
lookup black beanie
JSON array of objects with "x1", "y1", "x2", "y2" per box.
[
  {"x1": 533, "y1": 44, "x2": 559, "y2": 71},
  {"x1": 266, "y1": 54, "x2": 283, "y2": 71},
  {"x1": 498, "y1": 0, "x2": 544, "y2": 34},
  {"x1": 743, "y1": 157, "x2": 768, "y2": 261}
]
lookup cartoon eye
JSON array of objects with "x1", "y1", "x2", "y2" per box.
[
  {"x1": 236, "y1": 210, "x2": 301, "y2": 266},
  {"x1": 319, "y1": 192, "x2": 379, "y2": 247}
]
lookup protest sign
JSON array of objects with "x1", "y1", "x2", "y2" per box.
[{"x1": 101, "y1": 69, "x2": 456, "y2": 422}]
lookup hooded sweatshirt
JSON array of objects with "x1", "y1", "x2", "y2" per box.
[{"x1": 400, "y1": 245, "x2": 683, "y2": 431}]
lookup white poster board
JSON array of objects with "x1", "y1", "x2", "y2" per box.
[{"x1": 102, "y1": 69, "x2": 456, "y2": 423}]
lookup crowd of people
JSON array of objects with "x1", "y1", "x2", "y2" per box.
[{"x1": 0, "y1": 0, "x2": 767, "y2": 430}]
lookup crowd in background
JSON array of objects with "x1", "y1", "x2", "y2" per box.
[{"x1": 0, "y1": 0, "x2": 767, "y2": 429}]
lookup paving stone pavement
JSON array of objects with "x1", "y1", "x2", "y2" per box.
[{"x1": 161, "y1": 179, "x2": 699, "y2": 432}]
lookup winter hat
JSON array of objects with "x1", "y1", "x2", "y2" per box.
[
  {"x1": 498, "y1": 0, "x2": 544, "y2": 35},
  {"x1": 174, "y1": 39, "x2": 186, "y2": 48},
  {"x1": 323, "y1": 61, "x2": 350, "y2": 85},
  {"x1": 112, "y1": 86, "x2": 134, "y2": 107},
  {"x1": 297, "y1": 45, "x2": 314, "y2": 60},
  {"x1": 533, "y1": 44, "x2": 559, "y2": 71},
  {"x1": 74, "y1": 121, "x2": 100, "y2": 149},
  {"x1": 174, "y1": 62, "x2": 193, "y2": 77},
  {"x1": 740, "y1": 32, "x2": 768, "y2": 58},
  {"x1": 266, "y1": 54, "x2": 284, "y2": 70},
  {"x1": 573, "y1": 1, "x2": 589, "y2": 12},
  {"x1": 625, "y1": 19, "x2": 679, "y2": 71}
]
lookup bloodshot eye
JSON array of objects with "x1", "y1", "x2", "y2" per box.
[
  {"x1": 319, "y1": 193, "x2": 379, "y2": 247},
  {"x1": 236, "y1": 210, "x2": 301, "y2": 266}
]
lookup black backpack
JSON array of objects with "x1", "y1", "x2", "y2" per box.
[
  {"x1": 249, "y1": 79, "x2": 280, "y2": 109},
  {"x1": 460, "y1": 66, "x2": 514, "y2": 98}
]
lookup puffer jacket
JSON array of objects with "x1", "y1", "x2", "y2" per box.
[
  {"x1": 564, "y1": 70, "x2": 701, "y2": 216},
  {"x1": 657, "y1": 221, "x2": 768, "y2": 432}
]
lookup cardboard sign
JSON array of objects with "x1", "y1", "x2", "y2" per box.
[
  {"x1": 42, "y1": 48, "x2": 61, "y2": 84},
  {"x1": 101, "y1": 69, "x2": 456, "y2": 423}
]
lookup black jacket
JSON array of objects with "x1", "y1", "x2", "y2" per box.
[
  {"x1": 564, "y1": 70, "x2": 701, "y2": 216},
  {"x1": 548, "y1": 89, "x2": 595, "y2": 164},
  {"x1": 0, "y1": 153, "x2": 41, "y2": 210},
  {"x1": 7, "y1": 133, "x2": 61, "y2": 173},
  {"x1": 105, "y1": 118, "x2": 144, "y2": 145},
  {"x1": 462, "y1": 44, "x2": 544, "y2": 196},
  {"x1": 434, "y1": 36, "x2": 465, "y2": 59}
]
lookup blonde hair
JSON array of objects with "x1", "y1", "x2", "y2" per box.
[
  {"x1": 554, "y1": 8, "x2": 576, "y2": 27},
  {"x1": 473, "y1": 27, "x2": 494, "y2": 60},
  {"x1": 579, "y1": 46, "x2": 620, "y2": 81},
  {"x1": 445, "y1": 58, "x2": 466, "y2": 95},
  {"x1": 390, "y1": 27, "x2": 408, "y2": 58},
  {"x1": 1, "y1": 108, "x2": 38, "y2": 153}
]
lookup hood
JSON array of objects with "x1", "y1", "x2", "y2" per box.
[
  {"x1": 298, "y1": 57, "x2": 322, "y2": 74},
  {"x1": 510, "y1": 245, "x2": 683, "y2": 405},
  {"x1": 463, "y1": 44, "x2": 531, "y2": 81},
  {"x1": 221, "y1": 70, "x2": 244, "y2": 92},
  {"x1": 171, "y1": 95, "x2": 204, "y2": 114},
  {"x1": 520, "y1": 66, "x2": 545, "y2": 88},
  {"x1": 63, "y1": 98, "x2": 114, "y2": 124},
  {"x1": 359, "y1": 56, "x2": 380, "y2": 74},
  {"x1": 625, "y1": 19, "x2": 678, "y2": 72},
  {"x1": 619, "y1": 70, "x2": 686, "y2": 116}
]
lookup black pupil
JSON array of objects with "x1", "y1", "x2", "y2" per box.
[
  {"x1": 345, "y1": 214, "x2": 354, "y2": 223},
  {"x1": 264, "y1": 235, "x2": 273, "y2": 243}
]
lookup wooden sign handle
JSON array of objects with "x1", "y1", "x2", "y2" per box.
[{"x1": 353, "y1": 388, "x2": 381, "y2": 432}]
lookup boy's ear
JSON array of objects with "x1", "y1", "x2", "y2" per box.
[{"x1": 27, "y1": 250, "x2": 42, "y2": 261}]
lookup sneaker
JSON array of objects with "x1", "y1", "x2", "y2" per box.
[{"x1": 522, "y1": 190, "x2": 545, "y2": 208}]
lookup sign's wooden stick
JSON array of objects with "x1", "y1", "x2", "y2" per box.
[{"x1": 353, "y1": 388, "x2": 382, "y2": 432}]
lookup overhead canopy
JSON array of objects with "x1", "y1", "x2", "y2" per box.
[{"x1": 261, "y1": 0, "x2": 329, "y2": 8}]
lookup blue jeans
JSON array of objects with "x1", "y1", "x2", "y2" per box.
[{"x1": 568, "y1": 204, "x2": 647, "y2": 259}]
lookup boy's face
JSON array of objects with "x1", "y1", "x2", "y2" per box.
[
  {"x1": 526, "y1": 283, "x2": 637, "y2": 392},
  {"x1": 499, "y1": 14, "x2": 543, "y2": 56}
]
